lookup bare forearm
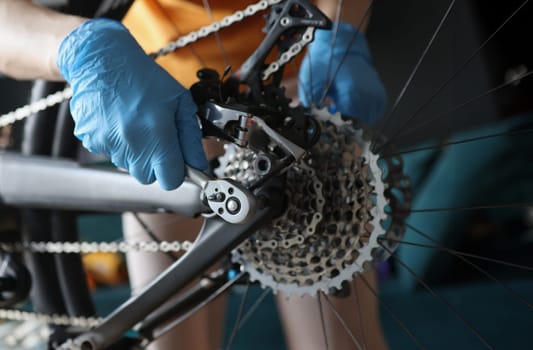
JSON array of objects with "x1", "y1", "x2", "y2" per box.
[
  {"x1": 0, "y1": 0, "x2": 86, "y2": 80},
  {"x1": 316, "y1": 0, "x2": 371, "y2": 32}
]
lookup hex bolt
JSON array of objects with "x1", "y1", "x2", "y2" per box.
[
  {"x1": 226, "y1": 197, "x2": 241, "y2": 214},
  {"x1": 280, "y1": 17, "x2": 291, "y2": 26}
]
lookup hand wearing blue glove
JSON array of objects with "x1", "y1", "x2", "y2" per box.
[
  {"x1": 57, "y1": 19, "x2": 207, "y2": 190},
  {"x1": 299, "y1": 22, "x2": 387, "y2": 124}
]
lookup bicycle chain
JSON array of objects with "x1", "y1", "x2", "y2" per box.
[
  {"x1": 0, "y1": 239, "x2": 193, "y2": 329},
  {"x1": 0, "y1": 240, "x2": 193, "y2": 255},
  {"x1": 0, "y1": 309, "x2": 102, "y2": 329},
  {"x1": 0, "y1": 0, "x2": 286, "y2": 127},
  {"x1": 262, "y1": 26, "x2": 315, "y2": 80}
]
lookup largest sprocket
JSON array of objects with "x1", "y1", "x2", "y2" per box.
[{"x1": 218, "y1": 107, "x2": 409, "y2": 296}]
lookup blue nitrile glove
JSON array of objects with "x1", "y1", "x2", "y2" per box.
[
  {"x1": 299, "y1": 22, "x2": 387, "y2": 124},
  {"x1": 57, "y1": 19, "x2": 207, "y2": 190}
]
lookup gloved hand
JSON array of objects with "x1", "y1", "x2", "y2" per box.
[
  {"x1": 299, "y1": 22, "x2": 387, "y2": 124},
  {"x1": 57, "y1": 19, "x2": 207, "y2": 190}
]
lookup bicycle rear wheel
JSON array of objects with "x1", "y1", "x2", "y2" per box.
[{"x1": 1, "y1": 0, "x2": 533, "y2": 349}]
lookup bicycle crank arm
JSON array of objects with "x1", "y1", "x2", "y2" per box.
[{"x1": 0, "y1": 152, "x2": 208, "y2": 216}]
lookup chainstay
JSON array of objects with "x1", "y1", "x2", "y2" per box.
[{"x1": 0, "y1": 0, "x2": 283, "y2": 128}]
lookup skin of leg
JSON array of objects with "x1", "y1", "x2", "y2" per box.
[
  {"x1": 123, "y1": 140, "x2": 226, "y2": 350},
  {"x1": 277, "y1": 271, "x2": 388, "y2": 350}
]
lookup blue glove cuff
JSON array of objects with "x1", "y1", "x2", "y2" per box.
[
  {"x1": 57, "y1": 18, "x2": 140, "y2": 82},
  {"x1": 310, "y1": 21, "x2": 372, "y2": 62}
]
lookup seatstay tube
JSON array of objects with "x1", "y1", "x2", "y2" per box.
[{"x1": 0, "y1": 152, "x2": 208, "y2": 216}]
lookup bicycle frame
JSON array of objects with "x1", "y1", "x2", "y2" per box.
[{"x1": 0, "y1": 153, "x2": 207, "y2": 215}]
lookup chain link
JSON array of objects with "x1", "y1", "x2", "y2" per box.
[
  {"x1": 0, "y1": 309, "x2": 102, "y2": 329},
  {"x1": 0, "y1": 240, "x2": 193, "y2": 255},
  {"x1": 262, "y1": 26, "x2": 315, "y2": 80},
  {"x1": 0, "y1": 88, "x2": 72, "y2": 128},
  {"x1": 0, "y1": 239, "x2": 192, "y2": 328}
]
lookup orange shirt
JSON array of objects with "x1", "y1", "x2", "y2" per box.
[{"x1": 123, "y1": 0, "x2": 276, "y2": 87}]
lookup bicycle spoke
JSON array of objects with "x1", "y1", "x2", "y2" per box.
[
  {"x1": 400, "y1": 223, "x2": 533, "y2": 309},
  {"x1": 384, "y1": 127, "x2": 533, "y2": 158},
  {"x1": 0, "y1": 258, "x2": 8, "y2": 275},
  {"x1": 392, "y1": 70, "x2": 533, "y2": 141},
  {"x1": 357, "y1": 273, "x2": 427, "y2": 350},
  {"x1": 384, "y1": 238, "x2": 533, "y2": 273},
  {"x1": 152, "y1": 271, "x2": 246, "y2": 341},
  {"x1": 384, "y1": 247, "x2": 494, "y2": 349},
  {"x1": 292, "y1": 60, "x2": 313, "y2": 103},
  {"x1": 224, "y1": 280, "x2": 251, "y2": 350},
  {"x1": 307, "y1": 48, "x2": 315, "y2": 109},
  {"x1": 321, "y1": 293, "x2": 363, "y2": 350},
  {"x1": 319, "y1": 0, "x2": 376, "y2": 105},
  {"x1": 317, "y1": 292, "x2": 330, "y2": 350},
  {"x1": 237, "y1": 288, "x2": 272, "y2": 331},
  {"x1": 375, "y1": 0, "x2": 457, "y2": 140},
  {"x1": 322, "y1": 0, "x2": 344, "y2": 104},
  {"x1": 409, "y1": 202, "x2": 533, "y2": 213},
  {"x1": 379, "y1": 0, "x2": 530, "y2": 151}
]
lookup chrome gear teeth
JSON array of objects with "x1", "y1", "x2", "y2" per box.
[{"x1": 227, "y1": 107, "x2": 390, "y2": 297}]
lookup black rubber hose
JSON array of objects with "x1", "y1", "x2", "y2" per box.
[
  {"x1": 21, "y1": 80, "x2": 67, "y2": 316},
  {"x1": 50, "y1": 101, "x2": 96, "y2": 317}
]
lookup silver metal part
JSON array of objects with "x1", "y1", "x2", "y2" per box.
[
  {"x1": 252, "y1": 116, "x2": 306, "y2": 161},
  {"x1": 254, "y1": 154, "x2": 273, "y2": 176},
  {"x1": 262, "y1": 26, "x2": 315, "y2": 80},
  {"x1": 0, "y1": 309, "x2": 101, "y2": 329},
  {"x1": 186, "y1": 165, "x2": 211, "y2": 189},
  {"x1": 0, "y1": 153, "x2": 208, "y2": 215},
  {"x1": 0, "y1": 88, "x2": 72, "y2": 128},
  {"x1": 0, "y1": 240, "x2": 193, "y2": 255},
  {"x1": 204, "y1": 179, "x2": 256, "y2": 224},
  {"x1": 186, "y1": 165, "x2": 256, "y2": 224},
  {"x1": 224, "y1": 108, "x2": 404, "y2": 296},
  {"x1": 237, "y1": 114, "x2": 251, "y2": 147},
  {"x1": 204, "y1": 101, "x2": 306, "y2": 162},
  {"x1": 205, "y1": 103, "x2": 248, "y2": 132}
]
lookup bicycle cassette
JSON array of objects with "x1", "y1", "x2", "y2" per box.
[{"x1": 218, "y1": 108, "x2": 409, "y2": 296}]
